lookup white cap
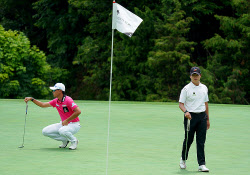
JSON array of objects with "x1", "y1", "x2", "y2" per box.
[{"x1": 49, "y1": 83, "x2": 65, "y2": 91}]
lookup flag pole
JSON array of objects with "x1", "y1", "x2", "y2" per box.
[
  {"x1": 106, "y1": 1, "x2": 115, "y2": 174},
  {"x1": 106, "y1": 29, "x2": 114, "y2": 175}
]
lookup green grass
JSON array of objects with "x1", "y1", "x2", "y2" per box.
[{"x1": 0, "y1": 99, "x2": 249, "y2": 175}]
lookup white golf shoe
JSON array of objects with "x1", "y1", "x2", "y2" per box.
[
  {"x1": 59, "y1": 140, "x2": 69, "y2": 148},
  {"x1": 180, "y1": 158, "x2": 186, "y2": 169},
  {"x1": 198, "y1": 165, "x2": 209, "y2": 172},
  {"x1": 69, "y1": 140, "x2": 78, "y2": 150}
]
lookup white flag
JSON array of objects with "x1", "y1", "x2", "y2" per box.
[{"x1": 112, "y1": 2, "x2": 143, "y2": 37}]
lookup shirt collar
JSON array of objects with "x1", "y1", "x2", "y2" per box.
[
  {"x1": 190, "y1": 81, "x2": 201, "y2": 87},
  {"x1": 57, "y1": 95, "x2": 66, "y2": 103}
]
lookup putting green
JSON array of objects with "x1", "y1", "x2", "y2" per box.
[{"x1": 0, "y1": 99, "x2": 249, "y2": 175}]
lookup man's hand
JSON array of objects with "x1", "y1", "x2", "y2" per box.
[
  {"x1": 24, "y1": 98, "x2": 51, "y2": 108},
  {"x1": 185, "y1": 112, "x2": 192, "y2": 120},
  {"x1": 62, "y1": 120, "x2": 68, "y2": 126},
  {"x1": 24, "y1": 97, "x2": 33, "y2": 103},
  {"x1": 207, "y1": 120, "x2": 210, "y2": 130},
  {"x1": 179, "y1": 103, "x2": 192, "y2": 120}
]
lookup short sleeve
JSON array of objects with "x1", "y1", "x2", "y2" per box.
[
  {"x1": 179, "y1": 88, "x2": 187, "y2": 103},
  {"x1": 66, "y1": 97, "x2": 78, "y2": 111},
  {"x1": 49, "y1": 99, "x2": 57, "y2": 107}
]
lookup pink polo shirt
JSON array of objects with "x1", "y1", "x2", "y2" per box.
[{"x1": 49, "y1": 96, "x2": 80, "y2": 123}]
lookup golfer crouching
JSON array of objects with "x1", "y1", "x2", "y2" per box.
[{"x1": 24, "y1": 83, "x2": 81, "y2": 150}]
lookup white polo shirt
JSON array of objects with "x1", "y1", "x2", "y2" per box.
[{"x1": 179, "y1": 82, "x2": 209, "y2": 112}]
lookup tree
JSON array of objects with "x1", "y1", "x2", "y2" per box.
[
  {"x1": 203, "y1": 0, "x2": 250, "y2": 104},
  {"x1": 72, "y1": 1, "x2": 159, "y2": 101},
  {"x1": 0, "y1": 0, "x2": 47, "y2": 50},
  {"x1": 70, "y1": 0, "x2": 113, "y2": 100},
  {"x1": 179, "y1": 0, "x2": 231, "y2": 65},
  {"x1": 111, "y1": 6, "x2": 156, "y2": 101},
  {"x1": 0, "y1": 25, "x2": 51, "y2": 98},
  {"x1": 146, "y1": 0, "x2": 196, "y2": 101},
  {"x1": 0, "y1": 0, "x2": 249, "y2": 104}
]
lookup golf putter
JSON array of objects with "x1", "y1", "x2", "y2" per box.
[
  {"x1": 185, "y1": 119, "x2": 190, "y2": 161},
  {"x1": 19, "y1": 102, "x2": 28, "y2": 148}
]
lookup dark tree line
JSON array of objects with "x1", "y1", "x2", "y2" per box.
[{"x1": 0, "y1": 0, "x2": 249, "y2": 104}]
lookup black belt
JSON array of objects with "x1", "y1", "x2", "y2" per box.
[{"x1": 190, "y1": 111, "x2": 205, "y2": 114}]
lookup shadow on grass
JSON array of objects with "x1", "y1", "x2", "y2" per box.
[
  {"x1": 176, "y1": 169, "x2": 203, "y2": 174},
  {"x1": 38, "y1": 148, "x2": 77, "y2": 152}
]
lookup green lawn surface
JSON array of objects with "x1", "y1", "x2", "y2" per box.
[{"x1": 0, "y1": 99, "x2": 249, "y2": 175}]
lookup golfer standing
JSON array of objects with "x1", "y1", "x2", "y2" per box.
[
  {"x1": 24, "y1": 83, "x2": 81, "y2": 150},
  {"x1": 179, "y1": 67, "x2": 210, "y2": 172}
]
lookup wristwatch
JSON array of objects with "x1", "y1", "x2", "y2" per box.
[
  {"x1": 31, "y1": 98, "x2": 34, "y2": 101},
  {"x1": 184, "y1": 110, "x2": 188, "y2": 114}
]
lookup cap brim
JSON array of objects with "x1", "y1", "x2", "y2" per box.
[
  {"x1": 191, "y1": 72, "x2": 200, "y2": 75},
  {"x1": 49, "y1": 87, "x2": 57, "y2": 90}
]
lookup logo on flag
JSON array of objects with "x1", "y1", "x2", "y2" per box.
[{"x1": 112, "y1": 3, "x2": 143, "y2": 37}]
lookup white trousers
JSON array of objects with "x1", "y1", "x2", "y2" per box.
[{"x1": 42, "y1": 122, "x2": 81, "y2": 142}]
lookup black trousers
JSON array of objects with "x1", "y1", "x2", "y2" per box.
[{"x1": 181, "y1": 112, "x2": 207, "y2": 166}]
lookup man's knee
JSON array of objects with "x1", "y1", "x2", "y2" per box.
[
  {"x1": 58, "y1": 127, "x2": 68, "y2": 136},
  {"x1": 42, "y1": 127, "x2": 50, "y2": 136}
]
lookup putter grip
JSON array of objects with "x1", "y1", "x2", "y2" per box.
[{"x1": 187, "y1": 119, "x2": 190, "y2": 132}]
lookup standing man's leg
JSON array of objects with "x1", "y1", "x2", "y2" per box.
[
  {"x1": 181, "y1": 117, "x2": 196, "y2": 161},
  {"x1": 196, "y1": 113, "x2": 207, "y2": 166}
]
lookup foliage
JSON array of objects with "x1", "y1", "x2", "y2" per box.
[
  {"x1": 0, "y1": 0, "x2": 249, "y2": 104},
  {"x1": 147, "y1": 0, "x2": 196, "y2": 102},
  {"x1": 0, "y1": 0, "x2": 47, "y2": 50},
  {"x1": 111, "y1": 6, "x2": 157, "y2": 101},
  {"x1": 0, "y1": 25, "x2": 51, "y2": 98},
  {"x1": 203, "y1": 0, "x2": 249, "y2": 104}
]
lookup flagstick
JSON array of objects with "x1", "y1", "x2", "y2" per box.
[
  {"x1": 106, "y1": 28, "x2": 114, "y2": 175},
  {"x1": 106, "y1": 2, "x2": 115, "y2": 174}
]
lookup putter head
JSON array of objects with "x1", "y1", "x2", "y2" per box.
[{"x1": 18, "y1": 145, "x2": 24, "y2": 148}]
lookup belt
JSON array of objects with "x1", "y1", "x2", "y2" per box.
[{"x1": 190, "y1": 111, "x2": 205, "y2": 114}]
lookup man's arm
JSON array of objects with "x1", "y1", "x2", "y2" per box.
[
  {"x1": 205, "y1": 102, "x2": 210, "y2": 130},
  {"x1": 24, "y1": 97, "x2": 52, "y2": 108},
  {"x1": 179, "y1": 102, "x2": 192, "y2": 120},
  {"x1": 62, "y1": 107, "x2": 81, "y2": 126}
]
